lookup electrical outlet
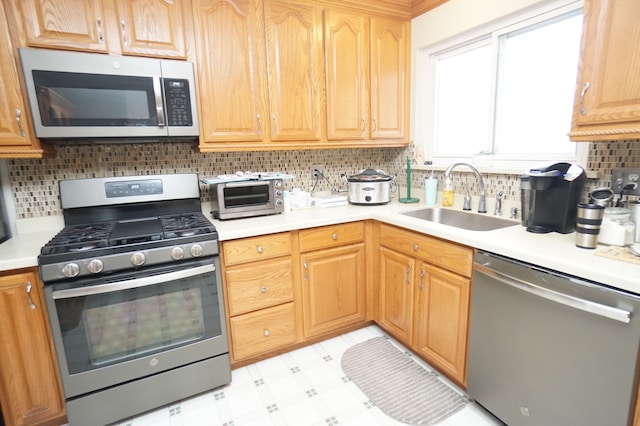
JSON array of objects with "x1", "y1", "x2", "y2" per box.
[
  {"x1": 611, "y1": 168, "x2": 640, "y2": 196},
  {"x1": 311, "y1": 165, "x2": 324, "y2": 180}
]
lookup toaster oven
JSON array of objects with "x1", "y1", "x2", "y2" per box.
[{"x1": 211, "y1": 179, "x2": 284, "y2": 220}]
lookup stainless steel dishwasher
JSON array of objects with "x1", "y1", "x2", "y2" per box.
[{"x1": 468, "y1": 250, "x2": 640, "y2": 426}]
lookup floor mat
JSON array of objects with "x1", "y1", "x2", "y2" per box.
[{"x1": 341, "y1": 336, "x2": 467, "y2": 425}]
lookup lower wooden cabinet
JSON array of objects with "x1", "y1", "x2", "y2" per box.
[
  {"x1": 0, "y1": 269, "x2": 65, "y2": 426},
  {"x1": 378, "y1": 223, "x2": 472, "y2": 386}
]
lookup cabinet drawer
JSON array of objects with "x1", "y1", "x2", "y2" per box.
[
  {"x1": 229, "y1": 302, "x2": 296, "y2": 360},
  {"x1": 225, "y1": 258, "x2": 294, "y2": 316},
  {"x1": 298, "y1": 221, "x2": 365, "y2": 252},
  {"x1": 379, "y1": 224, "x2": 473, "y2": 277},
  {"x1": 223, "y1": 232, "x2": 292, "y2": 266}
]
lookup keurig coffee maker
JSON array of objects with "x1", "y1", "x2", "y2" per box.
[{"x1": 520, "y1": 162, "x2": 586, "y2": 234}]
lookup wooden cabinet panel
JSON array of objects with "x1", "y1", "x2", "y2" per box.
[
  {"x1": 0, "y1": 3, "x2": 52, "y2": 158},
  {"x1": 378, "y1": 246, "x2": 414, "y2": 346},
  {"x1": 370, "y1": 17, "x2": 409, "y2": 140},
  {"x1": 229, "y1": 302, "x2": 296, "y2": 360},
  {"x1": 225, "y1": 257, "x2": 294, "y2": 316},
  {"x1": 19, "y1": 0, "x2": 108, "y2": 52},
  {"x1": 264, "y1": 0, "x2": 323, "y2": 141},
  {"x1": 115, "y1": 0, "x2": 187, "y2": 58},
  {"x1": 0, "y1": 270, "x2": 65, "y2": 426},
  {"x1": 379, "y1": 223, "x2": 473, "y2": 277},
  {"x1": 298, "y1": 221, "x2": 365, "y2": 252},
  {"x1": 570, "y1": 0, "x2": 640, "y2": 141},
  {"x1": 193, "y1": 0, "x2": 267, "y2": 143},
  {"x1": 324, "y1": 8, "x2": 369, "y2": 140},
  {"x1": 300, "y1": 243, "x2": 366, "y2": 338},
  {"x1": 413, "y1": 263, "x2": 470, "y2": 385},
  {"x1": 222, "y1": 232, "x2": 292, "y2": 266}
]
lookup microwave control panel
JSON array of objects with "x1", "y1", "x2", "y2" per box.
[{"x1": 163, "y1": 79, "x2": 193, "y2": 127}]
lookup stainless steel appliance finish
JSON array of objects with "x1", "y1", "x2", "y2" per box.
[
  {"x1": 468, "y1": 250, "x2": 640, "y2": 426},
  {"x1": 210, "y1": 178, "x2": 284, "y2": 220},
  {"x1": 19, "y1": 48, "x2": 199, "y2": 140},
  {"x1": 347, "y1": 169, "x2": 393, "y2": 205},
  {"x1": 38, "y1": 174, "x2": 230, "y2": 426}
]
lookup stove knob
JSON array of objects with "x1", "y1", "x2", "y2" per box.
[
  {"x1": 171, "y1": 247, "x2": 185, "y2": 260},
  {"x1": 87, "y1": 259, "x2": 104, "y2": 274},
  {"x1": 131, "y1": 252, "x2": 146, "y2": 266},
  {"x1": 190, "y1": 244, "x2": 203, "y2": 257},
  {"x1": 62, "y1": 263, "x2": 80, "y2": 278}
]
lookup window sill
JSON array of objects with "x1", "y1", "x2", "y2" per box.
[{"x1": 410, "y1": 163, "x2": 599, "y2": 179}]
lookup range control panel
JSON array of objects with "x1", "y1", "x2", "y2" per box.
[{"x1": 611, "y1": 168, "x2": 640, "y2": 196}]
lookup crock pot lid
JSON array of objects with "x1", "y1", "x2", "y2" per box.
[{"x1": 348, "y1": 168, "x2": 392, "y2": 182}]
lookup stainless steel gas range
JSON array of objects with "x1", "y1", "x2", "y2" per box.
[{"x1": 38, "y1": 174, "x2": 230, "y2": 426}]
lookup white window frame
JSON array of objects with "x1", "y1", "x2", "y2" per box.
[{"x1": 414, "y1": 0, "x2": 587, "y2": 172}]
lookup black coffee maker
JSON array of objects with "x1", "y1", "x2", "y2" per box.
[{"x1": 520, "y1": 162, "x2": 586, "y2": 234}]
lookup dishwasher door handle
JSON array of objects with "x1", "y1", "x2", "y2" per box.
[{"x1": 474, "y1": 262, "x2": 632, "y2": 324}]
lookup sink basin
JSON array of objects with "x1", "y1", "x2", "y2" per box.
[{"x1": 401, "y1": 208, "x2": 519, "y2": 231}]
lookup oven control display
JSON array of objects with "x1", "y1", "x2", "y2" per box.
[{"x1": 105, "y1": 179, "x2": 163, "y2": 198}]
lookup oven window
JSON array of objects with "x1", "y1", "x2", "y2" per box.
[
  {"x1": 54, "y1": 267, "x2": 221, "y2": 374},
  {"x1": 223, "y1": 184, "x2": 270, "y2": 208}
]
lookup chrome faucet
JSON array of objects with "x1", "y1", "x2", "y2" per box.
[{"x1": 444, "y1": 162, "x2": 487, "y2": 213}]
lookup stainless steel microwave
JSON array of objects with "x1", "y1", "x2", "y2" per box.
[
  {"x1": 18, "y1": 48, "x2": 199, "y2": 141},
  {"x1": 211, "y1": 179, "x2": 284, "y2": 220}
]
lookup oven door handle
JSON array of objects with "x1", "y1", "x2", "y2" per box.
[{"x1": 51, "y1": 264, "x2": 214, "y2": 299}]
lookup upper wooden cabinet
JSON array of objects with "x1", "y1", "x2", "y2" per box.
[
  {"x1": 15, "y1": 0, "x2": 188, "y2": 58},
  {"x1": 569, "y1": 0, "x2": 640, "y2": 141},
  {"x1": 264, "y1": 0, "x2": 323, "y2": 142},
  {"x1": 192, "y1": 0, "x2": 267, "y2": 143},
  {"x1": 324, "y1": 10, "x2": 409, "y2": 142},
  {"x1": 0, "y1": 3, "x2": 54, "y2": 158}
]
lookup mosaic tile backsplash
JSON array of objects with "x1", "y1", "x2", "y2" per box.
[{"x1": 6, "y1": 140, "x2": 640, "y2": 219}]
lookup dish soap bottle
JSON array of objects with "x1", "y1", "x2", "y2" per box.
[{"x1": 442, "y1": 178, "x2": 454, "y2": 207}]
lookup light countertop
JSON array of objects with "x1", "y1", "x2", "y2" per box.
[{"x1": 1, "y1": 201, "x2": 638, "y2": 295}]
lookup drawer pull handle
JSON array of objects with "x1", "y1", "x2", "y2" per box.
[
  {"x1": 26, "y1": 281, "x2": 36, "y2": 310},
  {"x1": 257, "y1": 245, "x2": 264, "y2": 253},
  {"x1": 332, "y1": 233, "x2": 338, "y2": 240},
  {"x1": 260, "y1": 286, "x2": 267, "y2": 293},
  {"x1": 264, "y1": 329, "x2": 270, "y2": 337},
  {"x1": 413, "y1": 244, "x2": 419, "y2": 251}
]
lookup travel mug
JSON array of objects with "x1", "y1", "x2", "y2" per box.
[
  {"x1": 424, "y1": 178, "x2": 438, "y2": 205},
  {"x1": 575, "y1": 203, "x2": 604, "y2": 249}
]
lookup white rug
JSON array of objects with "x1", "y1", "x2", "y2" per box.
[{"x1": 341, "y1": 336, "x2": 467, "y2": 425}]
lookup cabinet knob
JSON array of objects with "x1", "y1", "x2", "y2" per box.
[
  {"x1": 264, "y1": 329, "x2": 270, "y2": 337},
  {"x1": 332, "y1": 233, "x2": 338, "y2": 240},
  {"x1": 257, "y1": 245, "x2": 264, "y2": 253},
  {"x1": 413, "y1": 244, "x2": 419, "y2": 251},
  {"x1": 260, "y1": 286, "x2": 267, "y2": 293}
]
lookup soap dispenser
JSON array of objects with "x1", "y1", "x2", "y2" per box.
[
  {"x1": 463, "y1": 184, "x2": 471, "y2": 211},
  {"x1": 442, "y1": 178, "x2": 454, "y2": 207}
]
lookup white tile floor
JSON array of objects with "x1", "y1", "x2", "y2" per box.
[{"x1": 112, "y1": 326, "x2": 502, "y2": 426}]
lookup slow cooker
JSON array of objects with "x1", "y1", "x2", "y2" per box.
[{"x1": 347, "y1": 169, "x2": 393, "y2": 205}]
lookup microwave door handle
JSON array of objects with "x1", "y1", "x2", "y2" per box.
[{"x1": 153, "y1": 76, "x2": 165, "y2": 128}]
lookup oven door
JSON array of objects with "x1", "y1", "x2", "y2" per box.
[
  {"x1": 44, "y1": 258, "x2": 228, "y2": 399},
  {"x1": 216, "y1": 180, "x2": 281, "y2": 219}
]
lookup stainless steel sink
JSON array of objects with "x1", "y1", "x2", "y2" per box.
[{"x1": 401, "y1": 208, "x2": 519, "y2": 231}]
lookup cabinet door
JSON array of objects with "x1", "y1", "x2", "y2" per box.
[
  {"x1": 378, "y1": 246, "x2": 414, "y2": 346},
  {"x1": 19, "y1": 0, "x2": 109, "y2": 52},
  {"x1": 115, "y1": 0, "x2": 187, "y2": 59},
  {"x1": 324, "y1": 9, "x2": 369, "y2": 140},
  {"x1": 264, "y1": 0, "x2": 323, "y2": 141},
  {"x1": 300, "y1": 243, "x2": 366, "y2": 338},
  {"x1": 0, "y1": 271, "x2": 65, "y2": 426},
  {"x1": 0, "y1": 3, "x2": 51, "y2": 158},
  {"x1": 413, "y1": 263, "x2": 470, "y2": 386},
  {"x1": 570, "y1": 0, "x2": 640, "y2": 141},
  {"x1": 370, "y1": 17, "x2": 409, "y2": 140},
  {"x1": 193, "y1": 0, "x2": 267, "y2": 143}
]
